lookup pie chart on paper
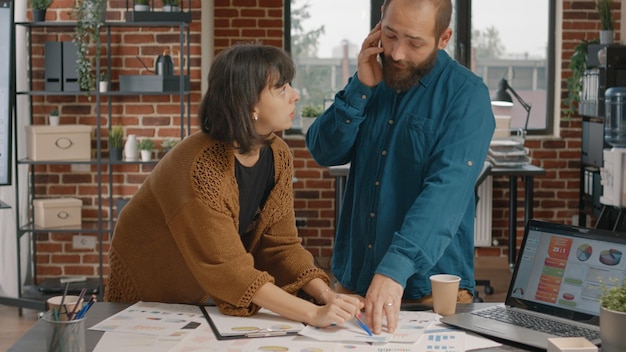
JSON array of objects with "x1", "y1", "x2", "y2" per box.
[
  {"x1": 576, "y1": 244, "x2": 593, "y2": 261},
  {"x1": 599, "y1": 249, "x2": 622, "y2": 266}
]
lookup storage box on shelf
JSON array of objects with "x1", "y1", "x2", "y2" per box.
[
  {"x1": 119, "y1": 74, "x2": 190, "y2": 92},
  {"x1": 33, "y1": 198, "x2": 82, "y2": 228},
  {"x1": 25, "y1": 125, "x2": 92, "y2": 161},
  {"x1": 124, "y1": 0, "x2": 192, "y2": 23}
]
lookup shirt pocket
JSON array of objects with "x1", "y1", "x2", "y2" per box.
[{"x1": 406, "y1": 114, "x2": 436, "y2": 160}]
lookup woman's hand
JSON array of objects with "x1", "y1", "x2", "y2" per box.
[
  {"x1": 357, "y1": 22, "x2": 384, "y2": 87},
  {"x1": 307, "y1": 294, "x2": 363, "y2": 328}
]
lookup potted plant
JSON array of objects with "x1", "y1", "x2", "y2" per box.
[
  {"x1": 98, "y1": 69, "x2": 108, "y2": 93},
  {"x1": 72, "y1": 0, "x2": 106, "y2": 95},
  {"x1": 109, "y1": 125, "x2": 124, "y2": 161},
  {"x1": 138, "y1": 138, "x2": 155, "y2": 161},
  {"x1": 48, "y1": 109, "x2": 59, "y2": 126},
  {"x1": 300, "y1": 103, "x2": 324, "y2": 135},
  {"x1": 599, "y1": 277, "x2": 626, "y2": 352},
  {"x1": 596, "y1": 0, "x2": 614, "y2": 44},
  {"x1": 29, "y1": 0, "x2": 53, "y2": 22},
  {"x1": 161, "y1": 138, "x2": 179, "y2": 153},
  {"x1": 162, "y1": 0, "x2": 179, "y2": 12},
  {"x1": 134, "y1": 0, "x2": 150, "y2": 12}
]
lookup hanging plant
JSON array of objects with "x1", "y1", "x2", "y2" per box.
[
  {"x1": 72, "y1": 0, "x2": 106, "y2": 96},
  {"x1": 562, "y1": 39, "x2": 598, "y2": 119}
]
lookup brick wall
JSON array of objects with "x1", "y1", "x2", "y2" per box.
[{"x1": 28, "y1": 1, "x2": 619, "y2": 283}]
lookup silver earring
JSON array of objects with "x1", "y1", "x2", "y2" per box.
[{"x1": 253, "y1": 114, "x2": 258, "y2": 121}]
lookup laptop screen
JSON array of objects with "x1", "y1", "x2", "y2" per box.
[{"x1": 506, "y1": 220, "x2": 626, "y2": 323}]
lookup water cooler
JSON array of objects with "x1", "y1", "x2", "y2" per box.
[{"x1": 599, "y1": 87, "x2": 626, "y2": 229}]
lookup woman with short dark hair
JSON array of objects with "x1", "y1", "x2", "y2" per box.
[{"x1": 105, "y1": 44, "x2": 362, "y2": 327}]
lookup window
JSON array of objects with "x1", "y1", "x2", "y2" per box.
[
  {"x1": 453, "y1": 0, "x2": 556, "y2": 135},
  {"x1": 286, "y1": 0, "x2": 372, "y2": 130},
  {"x1": 287, "y1": 0, "x2": 556, "y2": 135}
]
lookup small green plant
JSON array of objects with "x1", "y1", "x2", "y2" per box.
[
  {"x1": 600, "y1": 277, "x2": 626, "y2": 312},
  {"x1": 109, "y1": 125, "x2": 123, "y2": 149},
  {"x1": 301, "y1": 104, "x2": 324, "y2": 118},
  {"x1": 29, "y1": 0, "x2": 53, "y2": 10},
  {"x1": 49, "y1": 109, "x2": 58, "y2": 116},
  {"x1": 135, "y1": 0, "x2": 150, "y2": 5},
  {"x1": 596, "y1": 0, "x2": 614, "y2": 30},
  {"x1": 99, "y1": 69, "x2": 108, "y2": 82},
  {"x1": 162, "y1": 138, "x2": 179, "y2": 151},
  {"x1": 138, "y1": 138, "x2": 155, "y2": 151},
  {"x1": 163, "y1": 0, "x2": 179, "y2": 5}
]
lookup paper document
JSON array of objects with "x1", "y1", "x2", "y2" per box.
[{"x1": 89, "y1": 301, "x2": 204, "y2": 337}]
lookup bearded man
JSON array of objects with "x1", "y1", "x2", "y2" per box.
[{"x1": 306, "y1": 0, "x2": 495, "y2": 335}]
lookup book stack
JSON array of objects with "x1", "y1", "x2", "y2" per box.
[{"x1": 488, "y1": 139, "x2": 531, "y2": 167}]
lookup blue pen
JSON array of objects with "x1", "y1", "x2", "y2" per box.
[
  {"x1": 75, "y1": 297, "x2": 95, "y2": 320},
  {"x1": 68, "y1": 288, "x2": 88, "y2": 320},
  {"x1": 74, "y1": 304, "x2": 89, "y2": 320},
  {"x1": 355, "y1": 314, "x2": 373, "y2": 336}
]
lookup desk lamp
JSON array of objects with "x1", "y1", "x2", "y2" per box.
[{"x1": 491, "y1": 78, "x2": 532, "y2": 132}]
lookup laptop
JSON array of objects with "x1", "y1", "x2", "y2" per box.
[{"x1": 441, "y1": 219, "x2": 626, "y2": 349}]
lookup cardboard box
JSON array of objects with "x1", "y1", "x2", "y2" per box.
[
  {"x1": 33, "y1": 198, "x2": 82, "y2": 228},
  {"x1": 119, "y1": 74, "x2": 190, "y2": 93},
  {"x1": 25, "y1": 125, "x2": 92, "y2": 161},
  {"x1": 547, "y1": 337, "x2": 597, "y2": 352},
  {"x1": 493, "y1": 115, "x2": 512, "y2": 139}
]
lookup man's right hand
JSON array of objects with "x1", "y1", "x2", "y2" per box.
[{"x1": 357, "y1": 22, "x2": 384, "y2": 88}]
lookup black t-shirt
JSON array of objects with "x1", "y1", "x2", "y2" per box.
[{"x1": 235, "y1": 146, "x2": 275, "y2": 236}]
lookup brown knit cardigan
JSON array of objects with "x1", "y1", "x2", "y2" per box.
[{"x1": 104, "y1": 131, "x2": 329, "y2": 316}]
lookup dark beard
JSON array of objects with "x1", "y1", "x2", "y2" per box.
[{"x1": 381, "y1": 48, "x2": 438, "y2": 92}]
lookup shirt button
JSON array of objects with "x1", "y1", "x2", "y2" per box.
[
  {"x1": 375, "y1": 181, "x2": 380, "y2": 186},
  {"x1": 361, "y1": 94, "x2": 367, "y2": 100},
  {"x1": 381, "y1": 150, "x2": 387, "y2": 156},
  {"x1": 368, "y1": 244, "x2": 373, "y2": 249},
  {"x1": 468, "y1": 160, "x2": 473, "y2": 166},
  {"x1": 345, "y1": 119, "x2": 351, "y2": 124},
  {"x1": 370, "y1": 212, "x2": 375, "y2": 218},
  {"x1": 388, "y1": 120, "x2": 394, "y2": 125}
]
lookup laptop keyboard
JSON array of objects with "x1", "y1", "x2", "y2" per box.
[{"x1": 472, "y1": 306, "x2": 600, "y2": 341}]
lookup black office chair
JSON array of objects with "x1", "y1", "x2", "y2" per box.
[{"x1": 473, "y1": 161, "x2": 495, "y2": 302}]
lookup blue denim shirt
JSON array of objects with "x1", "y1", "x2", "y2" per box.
[{"x1": 306, "y1": 50, "x2": 495, "y2": 299}]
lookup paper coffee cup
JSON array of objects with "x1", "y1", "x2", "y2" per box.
[
  {"x1": 47, "y1": 295, "x2": 83, "y2": 321},
  {"x1": 430, "y1": 274, "x2": 461, "y2": 316}
]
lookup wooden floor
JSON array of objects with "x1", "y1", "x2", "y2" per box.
[
  {"x1": 0, "y1": 256, "x2": 512, "y2": 350},
  {"x1": 0, "y1": 305, "x2": 40, "y2": 351}
]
